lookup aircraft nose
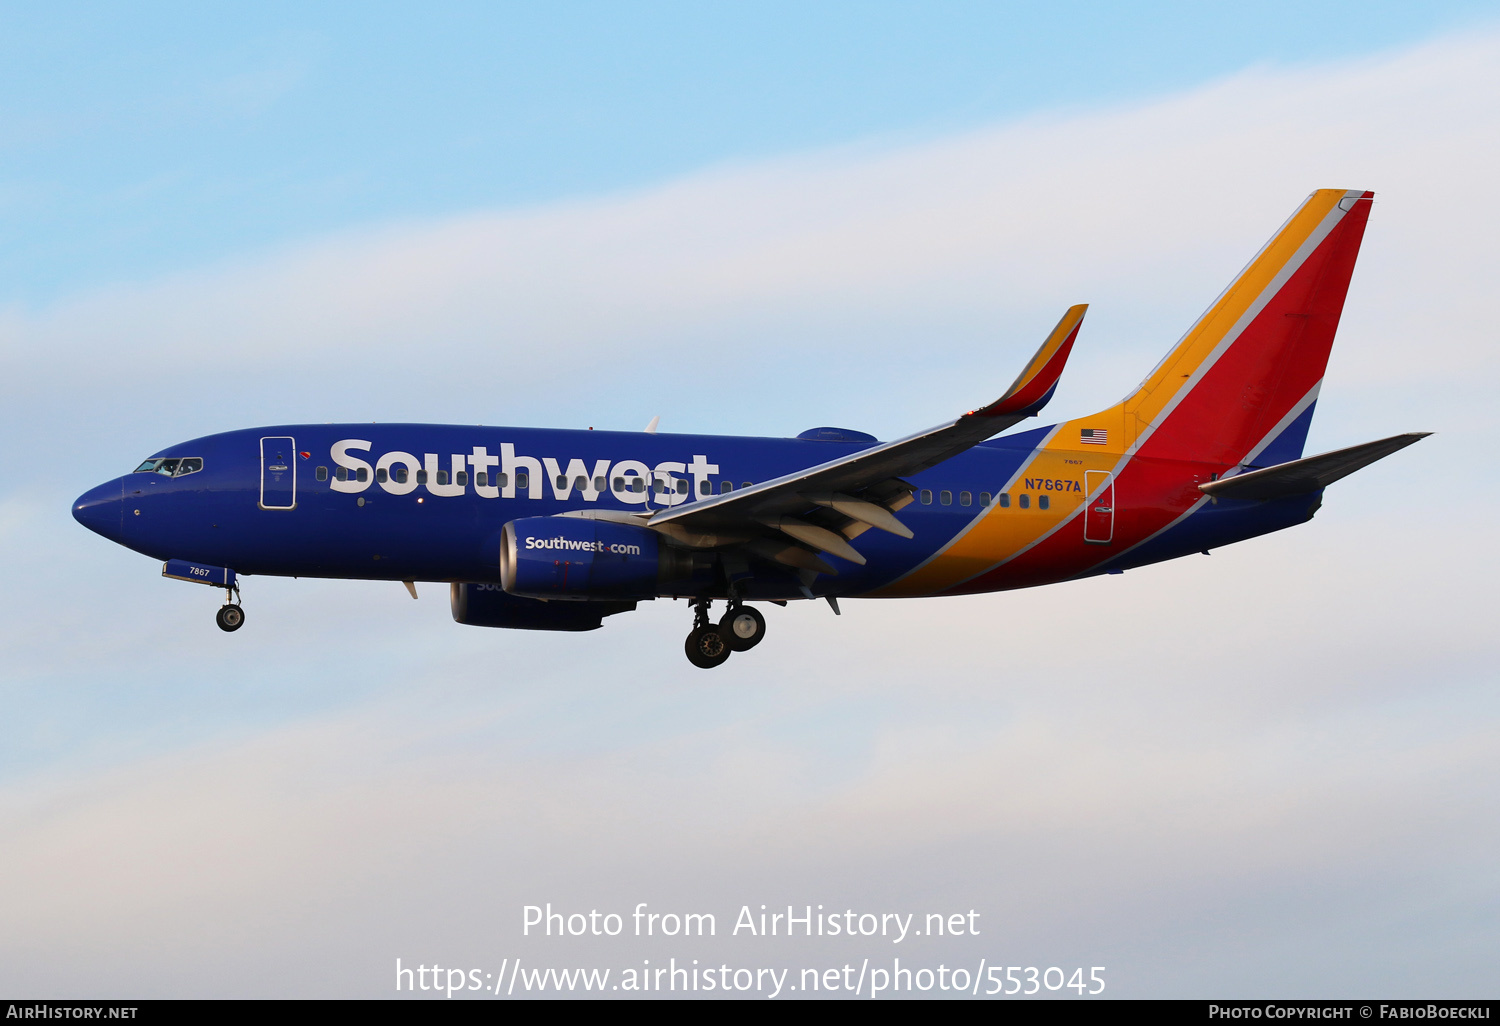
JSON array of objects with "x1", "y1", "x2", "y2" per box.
[{"x1": 73, "y1": 479, "x2": 124, "y2": 541}]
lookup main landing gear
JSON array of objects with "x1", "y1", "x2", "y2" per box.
[
  {"x1": 683, "y1": 599, "x2": 767, "y2": 669},
  {"x1": 721, "y1": 604, "x2": 765, "y2": 651},
  {"x1": 216, "y1": 584, "x2": 245, "y2": 633}
]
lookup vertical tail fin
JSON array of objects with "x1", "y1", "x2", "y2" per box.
[{"x1": 1054, "y1": 189, "x2": 1374, "y2": 467}]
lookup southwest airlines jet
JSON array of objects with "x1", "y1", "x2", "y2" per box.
[{"x1": 73, "y1": 190, "x2": 1425, "y2": 668}]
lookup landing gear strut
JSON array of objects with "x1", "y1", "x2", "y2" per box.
[
  {"x1": 684, "y1": 599, "x2": 730, "y2": 669},
  {"x1": 216, "y1": 584, "x2": 245, "y2": 633}
]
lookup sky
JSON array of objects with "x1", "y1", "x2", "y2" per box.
[{"x1": 2, "y1": 2, "x2": 1499, "y2": 1000}]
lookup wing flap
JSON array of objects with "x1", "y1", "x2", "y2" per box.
[
  {"x1": 763, "y1": 517, "x2": 868, "y2": 566},
  {"x1": 804, "y1": 492, "x2": 915, "y2": 538}
]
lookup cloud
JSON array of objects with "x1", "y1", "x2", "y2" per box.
[
  {"x1": 1, "y1": 521, "x2": 1495, "y2": 996},
  {"x1": 10, "y1": 23, "x2": 1488, "y2": 696},
  {"x1": 6, "y1": 26, "x2": 1500, "y2": 441},
  {"x1": 2, "y1": 27, "x2": 1498, "y2": 997}
]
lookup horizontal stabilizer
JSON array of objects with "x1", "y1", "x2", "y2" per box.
[{"x1": 1199, "y1": 433, "x2": 1430, "y2": 502}]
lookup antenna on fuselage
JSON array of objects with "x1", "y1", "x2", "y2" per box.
[{"x1": 644, "y1": 416, "x2": 660, "y2": 434}]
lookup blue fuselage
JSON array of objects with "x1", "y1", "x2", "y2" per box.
[{"x1": 72, "y1": 422, "x2": 1316, "y2": 602}]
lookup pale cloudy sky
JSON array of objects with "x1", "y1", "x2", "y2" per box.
[{"x1": 1, "y1": 5, "x2": 1497, "y2": 998}]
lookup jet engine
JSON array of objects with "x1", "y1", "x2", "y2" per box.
[
  {"x1": 500, "y1": 516, "x2": 691, "y2": 601},
  {"x1": 450, "y1": 582, "x2": 635, "y2": 632}
]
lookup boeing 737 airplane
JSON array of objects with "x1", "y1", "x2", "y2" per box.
[{"x1": 74, "y1": 189, "x2": 1425, "y2": 667}]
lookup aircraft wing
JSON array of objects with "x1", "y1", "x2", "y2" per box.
[
  {"x1": 1199, "y1": 432, "x2": 1430, "y2": 502},
  {"x1": 646, "y1": 305, "x2": 1086, "y2": 570}
]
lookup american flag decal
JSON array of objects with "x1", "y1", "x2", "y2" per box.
[{"x1": 1080, "y1": 429, "x2": 1108, "y2": 445}]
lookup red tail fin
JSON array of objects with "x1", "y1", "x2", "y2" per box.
[{"x1": 1050, "y1": 189, "x2": 1373, "y2": 467}]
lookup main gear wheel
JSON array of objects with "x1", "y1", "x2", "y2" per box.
[
  {"x1": 685, "y1": 623, "x2": 731, "y2": 669},
  {"x1": 718, "y1": 605, "x2": 766, "y2": 652}
]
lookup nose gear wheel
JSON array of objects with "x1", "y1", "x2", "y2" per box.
[{"x1": 215, "y1": 582, "x2": 245, "y2": 632}]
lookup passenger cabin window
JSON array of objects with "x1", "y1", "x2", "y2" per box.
[
  {"x1": 457, "y1": 471, "x2": 469, "y2": 486},
  {"x1": 555, "y1": 475, "x2": 567, "y2": 489},
  {"x1": 999, "y1": 493, "x2": 1010, "y2": 508},
  {"x1": 336, "y1": 467, "x2": 349, "y2": 482},
  {"x1": 594, "y1": 476, "x2": 605, "y2": 491},
  {"x1": 356, "y1": 467, "x2": 368, "y2": 483},
  {"x1": 979, "y1": 492, "x2": 992, "y2": 506},
  {"x1": 741, "y1": 482, "x2": 752, "y2": 489},
  {"x1": 516, "y1": 472, "x2": 528, "y2": 489},
  {"x1": 417, "y1": 470, "x2": 429, "y2": 485},
  {"x1": 436, "y1": 470, "x2": 449, "y2": 486},
  {"x1": 1038, "y1": 495, "x2": 1049, "y2": 510},
  {"x1": 939, "y1": 490, "x2": 952, "y2": 506},
  {"x1": 394, "y1": 468, "x2": 409, "y2": 484},
  {"x1": 721, "y1": 481, "x2": 733, "y2": 493},
  {"x1": 1019, "y1": 494, "x2": 1030, "y2": 509},
  {"x1": 677, "y1": 480, "x2": 688, "y2": 495},
  {"x1": 375, "y1": 468, "x2": 387, "y2": 483},
  {"x1": 959, "y1": 491, "x2": 972, "y2": 506},
  {"x1": 574, "y1": 476, "x2": 587, "y2": 492},
  {"x1": 920, "y1": 489, "x2": 932, "y2": 505},
  {"x1": 316, "y1": 466, "x2": 329, "y2": 482}
]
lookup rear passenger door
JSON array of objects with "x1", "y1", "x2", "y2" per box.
[{"x1": 1083, "y1": 470, "x2": 1113, "y2": 544}]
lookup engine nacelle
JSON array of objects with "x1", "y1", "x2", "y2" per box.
[
  {"x1": 450, "y1": 582, "x2": 635, "y2": 632},
  {"x1": 501, "y1": 517, "x2": 676, "y2": 601}
]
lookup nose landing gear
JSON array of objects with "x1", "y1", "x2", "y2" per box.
[
  {"x1": 216, "y1": 584, "x2": 245, "y2": 632},
  {"x1": 683, "y1": 598, "x2": 768, "y2": 668}
]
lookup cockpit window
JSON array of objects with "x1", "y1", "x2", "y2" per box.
[{"x1": 133, "y1": 457, "x2": 203, "y2": 477}]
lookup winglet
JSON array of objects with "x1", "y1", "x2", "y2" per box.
[{"x1": 973, "y1": 304, "x2": 1087, "y2": 418}]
